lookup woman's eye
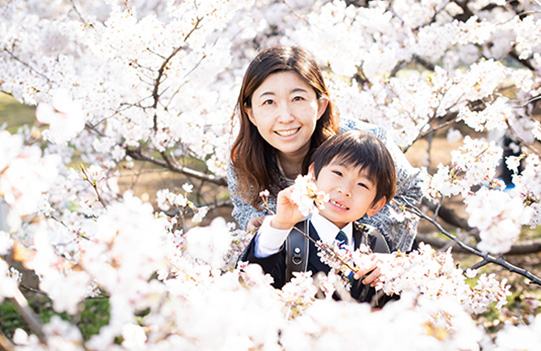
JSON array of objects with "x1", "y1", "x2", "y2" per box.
[
  {"x1": 262, "y1": 99, "x2": 274, "y2": 106},
  {"x1": 293, "y1": 96, "x2": 304, "y2": 102}
]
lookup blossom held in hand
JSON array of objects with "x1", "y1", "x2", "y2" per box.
[{"x1": 290, "y1": 175, "x2": 329, "y2": 216}]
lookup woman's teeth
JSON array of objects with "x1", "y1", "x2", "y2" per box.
[{"x1": 276, "y1": 128, "x2": 298, "y2": 137}]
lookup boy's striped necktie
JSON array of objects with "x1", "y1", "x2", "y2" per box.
[
  {"x1": 335, "y1": 230, "x2": 355, "y2": 284},
  {"x1": 335, "y1": 230, "x2": 348, "y2": 248}
]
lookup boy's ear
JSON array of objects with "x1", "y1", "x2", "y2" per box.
[
  {"x1": 244, "y1": 103, "x2": 256, "y2": 126},
  {"x1": 366, "y1": 196, "x2": 386, "y2": 217}
]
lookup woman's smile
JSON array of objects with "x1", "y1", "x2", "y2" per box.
[
  {"x1": 245, "y1": 71, "x2": 327, "y2": 160},
  {"x1": 275, "y1": 127, "x2": 300, "y2": 137}
]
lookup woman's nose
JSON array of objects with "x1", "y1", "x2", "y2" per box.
[{"x1": 277, "y1": 103, "x2": 294, "y2": 123}]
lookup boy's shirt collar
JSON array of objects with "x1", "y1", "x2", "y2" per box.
[{"x1": 310, "y1": 213, "x2": 353, "y2": 247}]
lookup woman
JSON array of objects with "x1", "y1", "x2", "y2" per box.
[{"x1": 228, "y1": 46, "x2": 423, "y2": 252}]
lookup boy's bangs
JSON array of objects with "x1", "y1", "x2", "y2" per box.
[{"x1": 332, "y1": 155, "x2": 375, "y2": 183}]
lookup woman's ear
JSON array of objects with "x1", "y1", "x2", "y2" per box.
[
  {"x1": 316, "y1": 98, "x2": 329, "y2": 120},
  {"x1": 366, "y1": 196, "x2": 386, "y2": 217},
  {"x1": 308, "y1": 163, "x2": 315, "y2": 179},
  {"x1": 244, "y1": 103, "x2": 256, "y2": 125}
]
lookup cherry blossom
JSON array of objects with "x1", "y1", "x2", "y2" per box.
[
  {"x1": 0, "y1": 0, "x2": 540, "y2": 349},
  {"x1": 35, "y1": 89, "x2": 86, "y2": 145},
  {"x1": 289, "y1": 174, "x2": 329, "y2": 216}
]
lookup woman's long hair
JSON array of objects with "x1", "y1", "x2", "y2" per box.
[{"x1": 230, "y1": 46, "x2": 340, "y2": 207}]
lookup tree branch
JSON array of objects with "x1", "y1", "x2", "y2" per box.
[
  {"x1": 11, "y1": 288, "x2": 46, "y2": 343},
  {"x1": 407, "y1": 203, "x2": 541, "y2": 285},
  {"x1": 151, "y1": 16, "x2": 204, "y2": 130},
  {"x1": 505, "y1": 119, "x2": 541, "y2": 158},
  {"x1": 421, "y1": 198, "x2": 474, "y2": 232},
  {"x1": 2, "y1": 48, "x2": 51, "y2": 84},
  {"x1": 509, "y1": 50, "x2": 536, "y2": 71},
  {"x1": 452, "y1": 0, "x2": 476, "y2": 22},
  {"x1": 417, "y1": 233, "x2": 541, "y2": 255},
  {"x1": 125, "y1": 148, "x2": 227, "y2": 186},
  {"x1": 0, "y1": 328, "x2": 14, "y2": 351}
]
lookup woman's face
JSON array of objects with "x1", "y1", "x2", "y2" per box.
[{"x1": 245, "y1": 71, "x2": 328, "y2": 160}]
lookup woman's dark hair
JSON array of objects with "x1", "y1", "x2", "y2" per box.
[
  {"x1": 230, "y1": 46, "x2": 340, "y2": 207},
  {"x1": 311, "y1": 130, "x2": 397, "y2": 205}
]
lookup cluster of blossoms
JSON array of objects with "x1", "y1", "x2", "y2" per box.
[
  {"x1": 428, "y1": 136, "x2": 503, "y2": 198},
  {"x1": 35, "y1": 89, "x2": 86, "y2": 145},
  {"x1": 317, "y1": 239, "x2": 373, "y2": 289},
  {"x1": 0, "y1": 0, "x2": 540, "y2": 349},
  {"x1": 156, "y1": 184, "x2": 208, "y2": 223},
  {"x1": 317, "y1": 236, "x2": 511, "y2": 315},
  {"x1": 377, "y1": 244, "x2": 511, "y2": 314},
  {"x1": 289, "y1": 174, "x2": 329, "y2": 216},
  {"x1": 0, "y1": 130, "x2": 536, "y2": 349},
  {"x1": 508, "y1": 153, "x2": 541, "y2": 227},
  {"x1": 465, "y1": 187, "x2": 529, "y2": 254},
  {"x1": 0, "y1": 131, "x2": 62, "y2": 230}
]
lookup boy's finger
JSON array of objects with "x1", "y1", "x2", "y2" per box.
[
  {"x1": 353, "y1": 265, "x2": 375, "y2": 280},
  {"x1": 362, "y1": 267, "x2": 381, "y2": 285}
]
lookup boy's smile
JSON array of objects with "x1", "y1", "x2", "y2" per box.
[
  {"x1": 311, "y1": 160, "x2": 386, "y2": 229},
  {"x1": 328, "y1": 199, "x2": 348, "y2": 210}
]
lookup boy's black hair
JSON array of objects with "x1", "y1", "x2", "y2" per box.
[{"x1": 311, "y1": 130, "x2": 396, "y2": 205}]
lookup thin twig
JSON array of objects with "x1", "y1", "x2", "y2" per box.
[
  {"x1": 80, "y1": 165, "x2": 108, "y2": 209},
  {"x1": 291, "y1": 226, "x2": 358, "y2": 274},
  {"x1": 406, "y1": 202, "x2": 541, "y2": 285},
  {"x1": 261, "y1": 202, "x2": 359, "y2": 274},
  {"x1": 3, "y1": 48, "x2": 51, "y2": 84}
]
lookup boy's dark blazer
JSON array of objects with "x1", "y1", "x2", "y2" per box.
[{"x1": 241, "y1": 219, "x2": 391, "y2": 304}]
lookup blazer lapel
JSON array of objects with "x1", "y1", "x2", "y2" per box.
[{"x1": 307, "y1": 222, "x2": 330, "y2": 274}]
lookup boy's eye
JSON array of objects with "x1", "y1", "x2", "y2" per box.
[
  {"x1": 357, "y1": 182, "x2": 369, "y2": 190},
  {"x1": 332, "y1": 170, "x2": 342, "y2": 176}
]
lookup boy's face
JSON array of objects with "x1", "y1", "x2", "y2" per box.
[{"x1": 311, "y1": 159, "x2": 386, "y2": 229}]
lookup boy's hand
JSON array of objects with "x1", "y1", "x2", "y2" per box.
[
  {"x1": 354, "y1": 253, "x2": 390, "y2": 287},
  {"x1": 271, "y1": 186, "x2": 305, "y2": 230},
  {"x1": 247, "y1": 216, "x2": 267, "y2": 232}
]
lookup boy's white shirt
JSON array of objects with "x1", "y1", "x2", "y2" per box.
[{"x1": 255, "y1": 212, "x2": 354, "y2": 258}]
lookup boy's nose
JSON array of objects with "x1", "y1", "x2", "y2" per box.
[{"x1": 337, "y1": 185, "x2": 352, "y2": 197}]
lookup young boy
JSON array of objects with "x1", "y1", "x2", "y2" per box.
[{"x1": 242, "y1": 130, "x2": 397, "y2": 303}]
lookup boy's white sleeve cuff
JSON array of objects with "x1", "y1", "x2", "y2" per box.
[{"x1": 254, "y1": 216, "x2": 292, "y2": 258}]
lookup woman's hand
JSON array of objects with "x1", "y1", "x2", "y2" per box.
[
  {"x1": 247, "y1": 216, "x2": 267, "y2": 232},
  {"x1": 353, "y1": 253, "x2": 390, "y2": 287}
]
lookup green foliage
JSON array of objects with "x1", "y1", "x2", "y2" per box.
[
  {"x1": 0, "y1": 300, "x2": 27, "y2": 339},
  {"x1": 78, "y1": 298, "x2": 111, "y2": 340},
  {"x1": 0, "y1": 296, "x2": 110, "y2": 341},
  {"x1": 0, "y1": 93, "x2": 35, "y2": 132}
]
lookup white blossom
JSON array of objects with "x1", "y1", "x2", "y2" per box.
[
  {"x1": 495, "y1": 314, "x2": 541, "y2": 350},
  {"x1": 36, "y1": 89, "x2": 86, "y2": 145},
  {"x1": 0, "y1": 1, "x2": 540, "y2": 349},
  {"x1": 289, "y1": 174, "x2": 329, "y2": 216},
  {"x1": 465, "y1": 188, "x2": 527, "y2": 254}
]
